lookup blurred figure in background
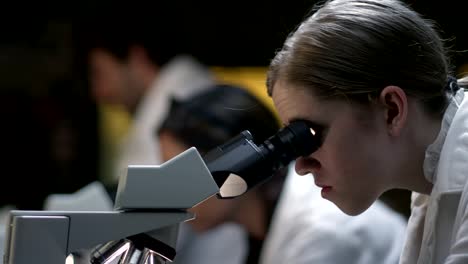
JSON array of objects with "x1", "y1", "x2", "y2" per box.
[
  {"x1": 156, "y1": 84, "x2": 407, "y2": 264},
  {"x1": 83, "y1": 5, "x2": 215, "y2": 186},
  {"x1": 157, "y1": 84, "x2": 285, "y2": 264}
]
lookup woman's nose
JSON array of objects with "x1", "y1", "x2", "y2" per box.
[{"x1": 295, "y1": 156, "x2": 321, "y2": 175}]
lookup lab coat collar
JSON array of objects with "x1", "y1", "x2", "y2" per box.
[
  {"x1": 423, "y1": 89, "x2": 464, "y2": 185},
  {"x1": 400, "y1": 89, "x2": 467, "y2": 264}
]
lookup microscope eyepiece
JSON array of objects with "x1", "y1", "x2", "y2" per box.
[
  {"x1": 204, "y1": 120, "x2": 322, "y2": 198},
  {"x1": 261, "y1": 120, "x2": 322, "y2": 169}
]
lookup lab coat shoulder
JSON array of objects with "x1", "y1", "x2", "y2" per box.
[
  {"x1": 432, "y1": 90, "x2": 468, "y2": 263},
  {"x1": 445, "y1": 179, "x2": 468, "y2": 263},
  {"x1": 280, "y1": 200, "x2": 405, "y2": 264},
  {"x1": 400, "y1": 90, "x2": 468, "y2": 264}
]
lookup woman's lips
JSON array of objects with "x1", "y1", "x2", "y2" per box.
[
  {"x1": 320, "y1": 186, "x2": 332, "y2": 197},
  {"x1": 315, "y1": 182, "x2": 332, "y2": 196},
  {"x1": 315, "y1": 182, "x2": 331, "y2": 189}
]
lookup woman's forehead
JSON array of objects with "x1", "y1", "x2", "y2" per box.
[
  {"x1": 272, "y1": 83, "x2": 323, "y2": 120},
  {"x1": 272, "y1": 81, "x2": 359, "y2": 126}
]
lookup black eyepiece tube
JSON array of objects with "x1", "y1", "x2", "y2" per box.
[{"x1": 203, "y1": 120, "x2": 322, "y2": 198}]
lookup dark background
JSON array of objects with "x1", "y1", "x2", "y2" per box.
[{"x1": 0, "y1": 0, "x2": 466, "y2": 210}]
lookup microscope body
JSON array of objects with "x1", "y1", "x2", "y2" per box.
[
  {"x1": 5, "y1": 211, "x2": 190, "y2": 264},
  {"x1": 4, "y1": 120, "x2": 318, "y2": 264},
  {"x1": 4, "y1": 148, "x2": 219, "y2": 264}
]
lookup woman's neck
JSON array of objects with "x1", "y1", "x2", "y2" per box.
[{"x1": 399, "y1": 106, "x2": 442, "y2": 194}]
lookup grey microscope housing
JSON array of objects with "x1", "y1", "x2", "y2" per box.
[
  {"x1": 3, "y1": 120, "x2": 319, "y2": 264},
  {"x1": 4, "y1": 147, "x2": 219, "y2": 264}
]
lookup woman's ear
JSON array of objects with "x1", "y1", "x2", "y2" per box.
[{"x1": 378, "y1": 86, "x2": 408, "y2": 137}]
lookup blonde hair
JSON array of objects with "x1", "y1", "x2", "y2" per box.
[{"x1": 268, "y1": 0, "x2": 452, "y2": 117}]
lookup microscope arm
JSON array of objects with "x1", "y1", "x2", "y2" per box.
[
  {"x1": 4, "y1": 210, "x2": 193, "y2": 264},
  {"x1": 5, "y1": 148, "x2": 215, "y2": 264}
]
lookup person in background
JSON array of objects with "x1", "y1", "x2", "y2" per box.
[
  {"x1": 83, "y1": 5, "x2": 215, "y2": 185},
  {"x1": 156, "y1": 83, "x2": 407, "y2": 264},
  {"x1": 266, "y1": 0, "x2": 468, "y2": 262}
]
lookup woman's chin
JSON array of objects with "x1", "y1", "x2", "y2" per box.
[{"x1": 335, "y1": 200, "x2": 373, "y2": 216}]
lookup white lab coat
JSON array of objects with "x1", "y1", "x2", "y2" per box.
[
  {"x1": 173, "y1": 222, "x2": 248, "y2": 264},
  {"x1": 113, "y1": 55, "x2": 215, "y2": 180},
  {"x1": 260, "y1": 167, "x2": 407, "y2": 264},
  {"x1": 399, "y1": 89, "x2": 468, "y2": 264}
]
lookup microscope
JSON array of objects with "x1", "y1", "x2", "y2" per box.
[{"x1": 3, "y1": 120, "x2": 321, "y2": 264}]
